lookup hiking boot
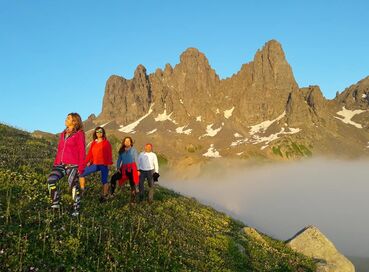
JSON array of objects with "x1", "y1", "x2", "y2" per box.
[
  {"x1": 106, "y1": 193, "x2": 115, "y2": 200},
  {"x1": 130, "y1": 191, "x2": 136, "y2": 204}
]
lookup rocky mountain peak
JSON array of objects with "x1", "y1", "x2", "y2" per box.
[
  {"x1": 179, "y1": 47, "x2": 208, "y2": 65},
  {"x1": 249, "y1": 39, "x2": 298, "y2": 91},
  {"x1": 134, "y1": 64, "x2": 147, "y2": 79},
  {"x1": 88, "y1": 41, "x2": 369, "y2": 162},
  {"x1": 164, "y1": 63, "x2": 173, "y2": 75},
  {"x1": 336, "y1": 76, "x2": 369, "y2": 110}
]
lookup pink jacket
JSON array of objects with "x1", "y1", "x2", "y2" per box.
[{"x1": 54, "y1": 130, "x2": 86, "y2": 174}]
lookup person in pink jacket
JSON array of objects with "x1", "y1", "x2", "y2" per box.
[{"x1": 47, "y1": 113, "x2": 86, "y2": 216}]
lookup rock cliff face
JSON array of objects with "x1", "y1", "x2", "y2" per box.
[{"x1": 85, "y1": 40, "x2": 369, "y2": 163}]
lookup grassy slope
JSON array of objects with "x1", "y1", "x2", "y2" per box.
[{"x1": 0, "y1": 124, "x2": 316, "y2": 271}]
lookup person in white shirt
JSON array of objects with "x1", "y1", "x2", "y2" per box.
[{"x1": 138, "y1": 143, "x2": 159, "y2": 203}]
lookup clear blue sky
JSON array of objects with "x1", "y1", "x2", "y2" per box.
[{"x1": 1, "y1": 0, "x2": 368, "y2": 133}]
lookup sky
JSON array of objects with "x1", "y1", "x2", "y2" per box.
[{"x1": 1, "y1": 0, "x2": 368, "y2": 133}]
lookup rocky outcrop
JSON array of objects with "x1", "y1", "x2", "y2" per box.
[
  {"x1": 335, "y1": 76, "x2": 369, "y2": 110},
  {"x1": 97, "y1": 40, "x2": 302, "y2": 126},
  {"x1": 85, "y1": 39, "x2": 369, "y2": 161},
  {"x1": 220, "y1": 40, "x2": 299, "y2": 124},
  {"x1": 99, "y1": 65, "x2": 152, "y2": 124},
  {"x1": 286, "y1": 226, "x2": 355, "y2": 272}
]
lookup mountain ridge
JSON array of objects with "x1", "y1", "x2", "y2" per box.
[{"x1": 84, "y1": 40, "x2": 369, "y2": 165}]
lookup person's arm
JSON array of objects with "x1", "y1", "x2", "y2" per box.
[
  {"x1": 116, "y1": 153, "x2": 122, "y2": 171},
  {"x1": 77, "y1": 131, "x2": 86, "y2": 175},
  {"x1": 137, "y1": 152, "x2": 143, "y2": 170},
  {"x1": 85, "y1": 141, "x2": 94, "y2": 165},
  {"x1": 105, "y1": 141, "x2": 113, "y2": 165},
  {"x1": 153, "y1": 153, "x2": 159, "y2": 173},
  {"x1": 133, "y1": 148, "x2": 139, "y2": 165}
]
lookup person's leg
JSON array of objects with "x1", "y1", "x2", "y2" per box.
[
  {"x1": 98, "y1": 165, "x2": 109, "y2": 202},
  {"x1": 79, "y1": 165, "x2": 98, "y2": 192},
  {"x1": 147, "y1": 170, "x2": 155, "y2": 203},
  {"x1": 47, "y1": 165, "x2": 66, "y2": 208},
  {"x1": 126, "y1": 170, "x2": 136, "y2": 204},
  {"x1": 109, "y1": 171, "x2": 122, "y2": 195},
  {"x1": 138, "y1": 170, "x2": 146, "y2": 201},
  {"x1": 67, "y1": 167, "x2": 80, "y2": 216}
]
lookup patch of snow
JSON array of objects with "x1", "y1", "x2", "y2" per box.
[
  {"x1": 234, "y1": 133, "x2": 243, "y2": 138},
  {"x1": 180, "y1": 99, "x2": 184, "y2": 104},
  {"x1": 249, "y1": 127, "x2": 301, "y2": 145},
  {"x1": 216, "y1": 108, "x2": 220, "y2": 114},
  {"x1": 199, "y1": 124, "x2": 222, "y2": 138},
  {"x1": 362, "y1": 94, "x2": 367, "y2": 99},
  {"x1": 286, "y1": 127, "x2": 301, "y2": 134},
  {"x1": 146, "y1": 128, "x2": 157, "y2": 135},
  {"x1": 203, "y1": 144, "x2": 221, "y2": 158},
  {"x1": 196, "y1": 116, "x2": 202, "y2": 122},
  {"x1": 224, "y1": 106, "x2": 235, "y2": 119},
  {"x1": 175, "y1": 125, "x2": 192, "y2": 135},
  {"x1": 119, "y1": 104, "x2": 154, "y2": 133},
  {"x1": 261, "y1": 145, "x2": 269, "y2": 150},
  {"x1": 249, "y1": 111, "x2": 286, "y2": 135},
  {"x1": 230, "y1": 138, "x2": 248, "y2": 147},
  {"x1": 334, "y1": 106, "x2": 366, "y2": 129},
  {"x1": 236, "y1": 152, "x2": 244, "y2": 156},
  {"x1": 154, "y1": 109, "x2": 178, "y2": 124}
]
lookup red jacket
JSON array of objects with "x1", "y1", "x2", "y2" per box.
[
  {"x1": 85, "y1": 139, "x2": 113, "y2": 166},
  {"x1": 54, "y1": 130, "x2": 86, "y2": 174},
  {"x1": 118, "y1": 162, "x2": 139, "y2": 186}
]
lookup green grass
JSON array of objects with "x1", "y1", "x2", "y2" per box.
[
  {"x1": 0, "y1": 123, "x2": 317, "y2": 271},
  {"x1": 272, "y1": 139, "x2": 313, "y2": 159}
]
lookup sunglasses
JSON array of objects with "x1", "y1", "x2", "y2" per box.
[{"x1": 96, "y1": 130, "x2": 103, "y2": 133}]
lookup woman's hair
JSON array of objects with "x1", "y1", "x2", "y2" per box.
[
  {"x1": 118, "y1": 136, "x2": 133, "y2": 154},
  {"x1": 93, "y1": 126, "x2": 106, "y2": 140},
  {"x1": 67, "y1": 112, "x2": 83, "y2": 132}
]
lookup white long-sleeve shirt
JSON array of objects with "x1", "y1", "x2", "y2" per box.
[{"x1": 138, "y1": 151, "x2": 159, "y2": 173}]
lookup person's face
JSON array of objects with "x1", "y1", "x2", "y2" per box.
[
  {"x1": 144, "y1": 144, "x2": 152, "y2": 153},
  {"x1": 65, "y1": 115, "x2": 74, "y2": 128},
  {"x1": 95, "y1": 129, "x2": 103, "y2": 139},
  {"x1": 124, "y1": 138, "x2": 132, "y2": 147}
]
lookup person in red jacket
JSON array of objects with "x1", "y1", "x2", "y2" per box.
[
  {"x1": 80, "y1": 126, "x2": 113, "y2": 202},
  {"x1": 47, "y1": 113, "x2": 86, "y2": 216}
]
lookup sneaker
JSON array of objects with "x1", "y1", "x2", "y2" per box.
[
  {"x1": 51, "y1": 203, "x2": 60, "y2": 209},
  {"x1": 135, "y1": 185, "x2": 140, "y2": 193},
  {"x1": 71, "y1": 210, "x2": 79, "y2": 217}
]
